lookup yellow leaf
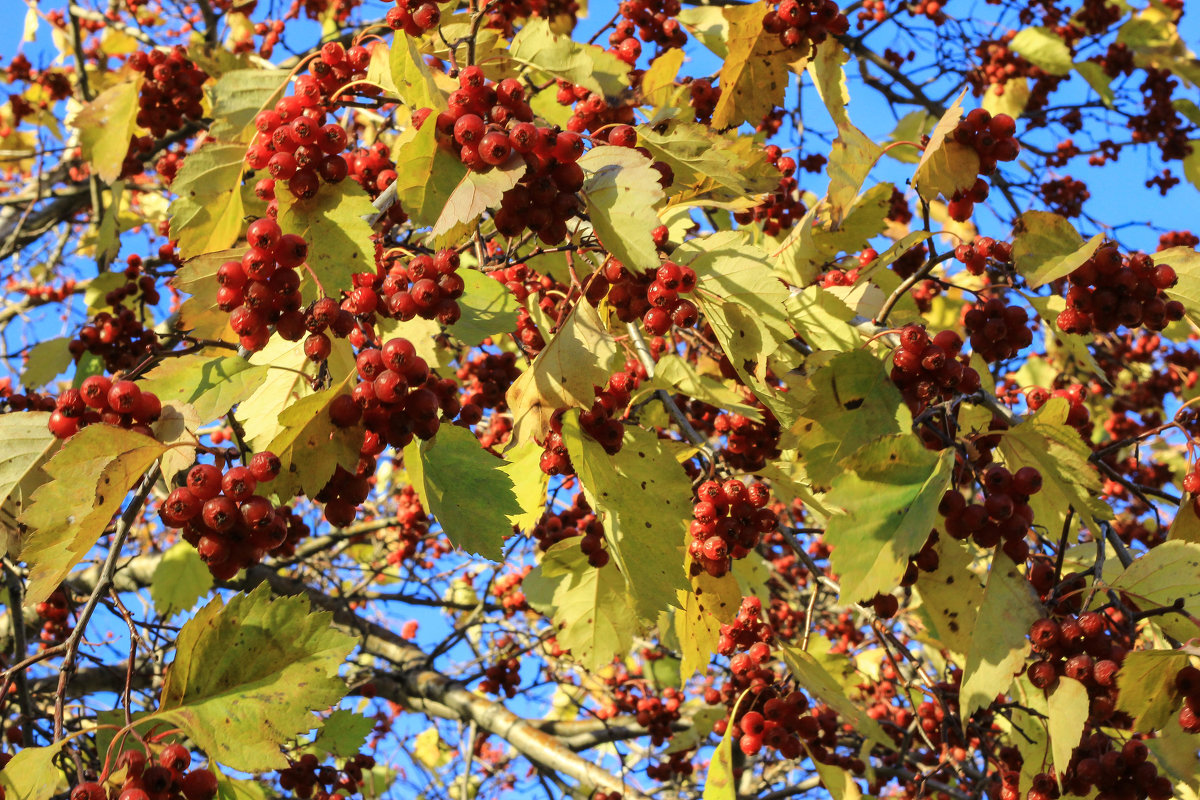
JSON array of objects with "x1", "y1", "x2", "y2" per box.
[
  {"x1": 675, "y1": 563, "x2": 741, "y2": 679},
  {"x1": 711, "y1": 1, "x2": 791, "y2": 130},
  {"x1": 73, "y1": 73, "x2": 143, "y2": 184},
  {"x1": 578, "y1": 146, "x2": 665, "y2": 273},
  {"x1": 505, "y1": 302, "x2": 618, "y2": 446},
  {"x1": 913, "y1": 89, "x2": 980, "y2": 203}
]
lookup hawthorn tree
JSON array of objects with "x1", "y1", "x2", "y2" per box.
[{"x1": 0, "y1": 0, "x2": 1199, "y2": 798}]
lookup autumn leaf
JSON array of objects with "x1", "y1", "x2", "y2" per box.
[
  {"x1": 276, "y1": 181, "x2": 377, "y2": 298},
  {"x1": 168, "y1": 143, "x2": 247, "y2": 259},
  {"x1": 19, "y1": 425, "x2": 165, "y2": 605},
  {"x1": 506, "y1": 301, "x2": 618, "y2": 447},
  {"x1": 73, "y1": 73, "x2": 143, "y2": 184},
  {"x1": 711, "y1": 1, "x2": 791, "y2": 130},
  {"x1": 913, "y1": 89, "x2": 980, "y2": 203},
  {"x1": 577, "y1": 146, "x2": 664, "y2": 273},
  {"x1": 156, "y1": 583, "x2": 356, "y2": 772},
  {"x1": 524, "y1": 540, "x2": 637, "y2": 672},
  {"x1": 822, "y1": 435, "x2": 956, "y2": 604}
]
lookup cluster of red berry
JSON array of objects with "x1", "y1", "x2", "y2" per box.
[
  {"x1": 70, "y1": 255, "x2": 161, "y2": 373},
  {"x1": 294, "y1": 296, "x2": 356, "y2": 362},
  {"x1": 277, "y1": 753, "x2": 377, "y2": 800},
  {"x1": 480, "y1": 652, "x2": 521, "y2": 698},
  {"x1": 73, "y1": 745, "x2": 218, "y2": 800},
  {"x1": 733, "y1": 146, "x2": 806, "y2": 236},
  {"x1": 889, "y1": 325, "x2": 983, "y2": 413},
  {"x1": 1024, "y1": 735, "x2": 1173, "y2": 800},
  {"x1": 1056, "y1": 245, "x2": 1183, "y2": 334},
  {"x1": 491, "y1": 567, "x2": 530, "y2": 616},
  {"x1": 944, "y1": 110, "x2": 1020, "y2": 222},
  {"x1": 940, "y1": 464, "x2": 1042, "y2": 562},
  {"x1": 456, "y1": 350, "x2": 521, "y2": 425},
  {"x1": 763, "y1": 0, "x2": 849, "y2": 55},
  {"x1": 962, "y1": 298, "x2": 1034, "y2": 363},
  {"x1": 130, "y1": 47, "x2": 207, "y2": 138},
  {"x1": 1025, "y1": 384, "x2": 1091, "y2": 434},
  {"x1": 219, "y1": 218, "x2": 309, "y2": 352},
  {"x1": 952, "y1": 235, "x2": 1013, "y2": 276},
  {"x1": 33, "y1": 588, "x2": 72, "y2": 648},
  {"x1": 49, "y1": 376, "x2": 163, "y2": 439},
  {"x1": 246, "y1": 43, "x2": 369, "y2": 202},
  {"x1": 609, "y1": 0, "x2": 685, "y2": 61},
  {"x1": 689, "y1": 479, "x2": 776, "y2": 578},
  {"x1": 555, "y1": 80, "x2": 635, "y2": 134},
  {"x1": 384, "y1": 0, "x2": 445, "y2": 35},
  {"x1": 377, "y1": 248, "x2": 464, "y2": 325},
  {"x1": 421, "y1": 67, "x2": 585, "y2": 245},
  {"x1": 161, "y1": 455, "x2": 306, "y2": 580},
  {"x1": 330, "y1": 336, "x2": 458, "y2": 445},
  {"x1": 531, "y1": 492, "x2": 611, "y2": 567}
]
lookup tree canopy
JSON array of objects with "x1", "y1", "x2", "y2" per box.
[{"x1": 0, "y1": 1, "x2": 1199, "y2": 800}]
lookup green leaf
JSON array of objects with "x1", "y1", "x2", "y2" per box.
[
  {"x1": 703, "y1": 690, "x2": 740, "y2": 800},
  {"x1": 1047, "y1": 677, "x2": 1089, "y2": 781},
  {"x1": 1184, "y1": 144, "x2": 1200, "y2": 192},
  {"x1": 805, "y1": 746, "x2": 864, "y2": 800},
  {"x1": 21, "y1": 337, "x2": 72, "y2": 389},
  {"x1": 960, "y1": 553, "x2": 1042, "y2": 715},
  {"x1": 0, "y1": 412, "x2": 56, "y2": 556},
  {"x1": 1115, "y1": 649, "x2": 1195, "y2": 731},
  {"x1": 634, "y1": 119, "x2": 779, "y2": 206},
  {"x1": 498, "y1": 440, "x2": 548, "y2": 531},
  {"x1": 168, "y1": 143, "x2": 247, "y2": 259},
  {"x1": 653, "y1": 353, "x2": 763, "y2": 421},
  {"x1": 524, "y1": 540, "x2": 637, "y2": 671},
  {"x1": 73, "y1": 74, "x2": 142, "y2": 184},
  {"x1": 404, "y1": 424, "x2": 519, "y2": 560},
  {"x1": 677, "y1": 6, "x2": 730, "y2": 58},
  {"x1": 172, "y1": 248, "x2": 242, "y2": 341},
  {"x1": 1158, "y1": 245, "x2": 1200, "y2": 320},
  {"x1": 139, "y1": 351, "x2": 268, "y2": 425},
  {"x1": 389, "y1": 36, "x2": 444, "y2": 112},
  {"x1": 712, "y1": 1, "x2": 792, "y2": 130},
  {"x1": 641, "y1": 48, "x2": 685, "y2": 108},
  {"x1": 674, "y1": 565, "x2": 741, "y2": 679},
  {"x1": 562, "y1": 416, "x2": 690, "y2": 623},
  {"x1": 779, "y1": 644, "x2": 890, "y2": 745},
  {"x1": 391, "y1": 122, "x2": 469, "y2": 230},
  {"x1": 0, "y1": 740, "x2": 70, "y2": 800},
  {"x1": 913, "y1": 89, "x2": 980, "y2": 203},
  {"x1": 792, "y1": 350, "x2": 910, "y2": 488},
  {"x1": 914, "y1": 538, "x2": 985, "y2": 655},
  {"x1": 506, "y1": 301, "x2": 618, "y2": 446},
  {"x1": 508, "y1": 18, "x2": 630, "y2": 98},
  {"x1": 983, "y1": 77, "x2": 1031, "y2": 120},
  {"x1": 1075, "y1": 61, "x2": 1115, "y2": 107},
  {"x1": 266, "y1": 381, "x2": 362, "y2": 502},
  {"x1": 157, "y1": 583, "x2": 357, "y2": 772},
  {"x1": 151, "y1": 543, "x2": 214, "y2": 617},
  {"x1": 19, "y1": 425, "x2": 165, "y2": 605},
  {"x1": 207, "y1": 69, "x2": 290, "y2": 143},
  {"x1": 996, "y1": 396, "x2": 1111, "y2": 540},
  {"x1": 678, "y1": 232, "x2": 792, "y2": 386},
  {"x1": 276, "y1": 182, "x2": 376, "y2": 298},
  {"x1": 1010, "y1": 27, "x2": 1074, "y2": 75},
  {"x1": 452, "y1": 268, "x2": 518, "y2": 347},
  {"x1": 313, "y1": 709, "x2": 374, "y2": 757},
  {"x1": 429, "y1": 155, "x2": 525, "y2": 241},
  {"x1": 577, "y1": 146, "x2": 665, "y2": 273},
  {"x1": 807, "y1": 39, "x2": 884, "y2": 225},
  {"x1": 823, "y1": 435, "x2": 956, "y2": 603},
  {"x1": 240, "y1": 335, "x2": 357, "y2": 448},
  {"x1": 884, "y1": 111, "x2": 936, "y2": 164},
  {"x1": 1012, "y1": 211, "x2": 1101, "y2": 288},
  {"x1": 786, "y1": 287, "x2": 865, "y2": 354},
  {"x1": 1110, "y1": 541, "x2": 1200, "y2": 643}
]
